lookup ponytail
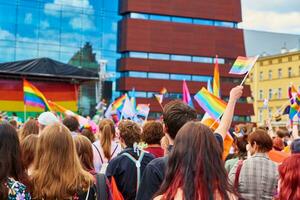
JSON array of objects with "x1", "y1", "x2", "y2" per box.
[{"x1": 101, "y1": 124, "x2": 112, "y2": 160}]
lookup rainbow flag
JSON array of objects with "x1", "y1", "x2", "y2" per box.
[
  {"x1": 213, "y1": 55, "x2": 220, "y2": 97},
  {"x1": 194, "y1": 87, "x2": 227, "y2": 120},
  {"x1": 23, "y1": 79, "x2": 51, "y2": 111},
  {"x1": 112, "y1": 94, "x2": 126, "y2": 110},
  {"x1": 183, "y1": 80, "x2": 194, "y2": 108},
  {"x1": 229, "y1": 56, "x2": 259, "y2": 75}
]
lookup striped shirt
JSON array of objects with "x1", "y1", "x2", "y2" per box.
[{"x1": 228, "y1": 153, "x2": 278, "y2": 200}]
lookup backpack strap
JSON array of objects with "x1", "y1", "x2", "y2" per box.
[
  {"x1": 122, "y1": 150, "x2": 145, "y2": 191},
  {"x1": 234, "y1": 160, "x2": 244, "y2": 189},
  {"x1": 93, "y1": 143, "x2": 104, "y2": 163},
  {"x1": 111, "y1": 145, "x2": 119, "y2": 158},
  {"x1": 96, "y1": 173, "x2": 108, "y2": 200}
]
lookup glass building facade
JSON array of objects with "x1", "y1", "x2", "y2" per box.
[{"x1": 0, "y1": 0, "x2": 121, "y2": 115}]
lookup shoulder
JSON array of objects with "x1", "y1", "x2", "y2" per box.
[
  {"x1": 146, "y1": 156, "x2": 168, "y2": 172},
  {"x1": 7, "y1": 178, "x2": 31, "y2": 199}
]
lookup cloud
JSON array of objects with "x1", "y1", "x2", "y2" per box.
[
  {"x1": 40, "y1": 20, "x2": 50, "y2": 29},
  {"x1": 70, "y1": 15, "x2": 95, "y2": 31},
  {"x1": 240, "y1": 2, "x2": 300, "y2": 34},
  {"x1": 0, "y1": 28, "x2": 15, "y2": 40},
  {"x1": 24, "y1": 13, "x2": 32, "y2": 24},
  {"x1": 242, "y1": 0, "x2": 300, "y2": 14},
  {"x1": 44, "y1": 0, "x2": 95, "y2": 31}
]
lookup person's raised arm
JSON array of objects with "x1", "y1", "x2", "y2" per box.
[
  {"x1": 215, "y1": 86, "x2": 243, "y2": 139},
  {"x1": 292, "y1": 115, "x2": 299, "y2": 139}
]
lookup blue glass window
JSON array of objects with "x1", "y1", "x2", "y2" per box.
[
  {"x1": 130, "y1": 13, "x2": 149, "y2": 20},
  {"x1": 0, "y1": 4, "x2": 16, "y2": 24},
  {"x1": 192, "y1": 56, "x2": 213, "y2": 63},
  {"x1": 148, "y1": 53, "x2": 169, "y2": 60},
  {"x1": 193, "y1": 19, "x2": 213, "y2": 26},
  {"x1": 150, "y1": 15, "x2": 171, "y2": 22},
  {"x1": 171, "y1": 55, "x2": 192, "y2": 62},
  {"x1": 127, "y1": 71, "x2": 147, "y2": 78},
  {"x1": 148, "y1": 73, "x2": 170, "y2": 79},
  {"x1": 147, "y1": 92, "x2": 155, "y2": 98},
  {"x1": 192, "y1": 76, "x2": 212, "y2": 82},
  {"x1": 215, "y1": 21, "x2": 235, "y2": 28},
  {"x1": 170, "y1": 74, "x2": 192, "y2": 81},
  {"x1": 129, "y1": 52, "x2": 148, "y2": 59},
  {"x1": 172, "y1": 17, "x2": 192, "y2": 23},
  {"x1": 213, "y1": 58, "x2": 225, "y2": 64}
]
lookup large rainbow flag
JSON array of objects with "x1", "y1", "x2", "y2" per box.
[
  {"x1": 23, "y1": 79, "x2": 51, "y2": 111},
  {"x1": 229, "y1": 56, "x2": 259, "y2": 75},
  {"x1": 194, "y1": 87, "x2": 227, "y2": 120}
]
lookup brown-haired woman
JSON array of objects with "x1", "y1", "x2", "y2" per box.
[
  {"x1": 19, "y1": 119, "x2": 39, "y2": 141},
  {"x1": 154, "y1": 122, "x2": 237, "y2": 200},
  {"x1": 92, "y1": 119, "x2": 122, "y2": 173},
  {"x1": 142, "y1": 121, "x2": 164, "y2": 158},
  {"x1": 74, "y1": 135, "x2": 95, "y2": 174},
  {"x1": 106, "y1": 120, "x2": 155, "y2": 200},
  {"x1": 0, "y1": 123, "x2": 31, "y2": 199},
  {"x1": 30, "y1": 123, "x2": 96, "y2": 199},
  {"x1": 21, "y1": 134, "x2": 38, "y2": 176},
  {"x1": 229, "y1": 129, "x2": 278, "y2": 200}
]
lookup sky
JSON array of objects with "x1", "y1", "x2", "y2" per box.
[{"x1": 240, "y1": 0, "x2": 300, "y2": 35}]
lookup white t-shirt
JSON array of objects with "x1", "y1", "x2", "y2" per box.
[{"x1": 92, "y1": 139, "x2": 122, "y2": 173}]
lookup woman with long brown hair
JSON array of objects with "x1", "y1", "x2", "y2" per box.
[
  {"x1": 30, "y1": 123, "x2": 96, "y2": 199},
  {"x1": 155, "y1": 122, "x2": 237, "y2": 200},
  {"x1": 74, "y1": 135, "x2": 95, "y2": 174},
  {"x1": 0, "y1": 123, "x2": 31, "y2": 199},
  {"x1": 92, "y1": 119, "x2": 122, "y2": 173}
]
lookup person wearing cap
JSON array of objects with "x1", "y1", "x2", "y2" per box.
[
  {"x1": 277, "y1": 138, "x2": 300, "y2": 200},
  {"x1": 37, "y1": 112, "x2": 59, "y2": 133}
]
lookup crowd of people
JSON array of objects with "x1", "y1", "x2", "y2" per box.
[{"x1": 1, "y1": 85, "x2": 300, "y2": 200}]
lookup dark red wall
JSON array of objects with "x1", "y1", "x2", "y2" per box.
[
  {"x1": 119, "y1": 19, "x2": 245, "y2": 59},
  {"x1": 120, "y1": 0, "x2": 242, "y2": 22}
]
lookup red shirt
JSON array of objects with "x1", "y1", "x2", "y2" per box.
[{"x1": 144, "y1": 146, "x2": 164, "y2": 158}]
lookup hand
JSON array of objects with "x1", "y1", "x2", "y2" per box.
[{"x1": 229, "y1": 86, "x2": 243, "y2": 102}]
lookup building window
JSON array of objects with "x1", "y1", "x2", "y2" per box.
[
  {"x1": 259, "y1": 71, "x2": 263, "y2": 80},
  {"x1": 268, "y1": 70, "x2": 272, "y2": 80},
  {"x1": 288, "y1": 67, "x2": 292, "y2": 77},
  {"x1": 278, "y1": 68, "x2": 282, "y2": 78},
  {"x1": 259, "y1": 90, "x2": 263, "y2": 100},
  {"x1": 259, "y1": 108, "x2": 263, "y2": 122},
  {"x1": 268, "y1": 108, "x2": 272, "y2": 119},
  {"x1": 269, "y1": 89, "x2": 272, "y2": 99},
  {"x1": 278, "y1": 88, "x2": 282, "y2": 99}
]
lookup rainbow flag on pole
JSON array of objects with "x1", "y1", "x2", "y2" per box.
[
  {"x1": 183, "y1": 80, "x2": 194, "y2": 108},
  {"x1": 112, "y1": 94, "x2": 126, "y2": 110},
  {"x1": 229, "y1": 56, "x2": 259, "y2": 75},
  {"x1": 194, "y1": 87, "x2": 227, "y2": 120},
  {"x1": 23, "y1": 79, "x2": 51, "y2": 111}
]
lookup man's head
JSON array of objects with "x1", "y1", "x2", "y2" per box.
[
  {"x1": 163, "y1": 100, "x2": 197, "y2": 141},
  {"x1": 63, "y1": 116, "x2": 80, "y2": 132}
]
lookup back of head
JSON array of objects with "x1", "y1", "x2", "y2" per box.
[
  {"x1": 63, "y1": 116, "x2": 79, "y2": 132},
  {"x1": 163, "y1": 100, "x2": 197, "y2": 140},
  {"x1": 9, "y1": 119, "x2": 17, "y2": 129},
  {"x1": 74, "y1": 135, "x2": 94, "y2": 172},
  {"x1": 0, "y1": 123, "x2": 27, "y2": 198},
  {"x1": 21, "y1": 134, "x2": 38, "y2": 170},
  {"x1": 278, "y1": 153, "x2": 300, "y2": 200},
  {"x1": 291, "y1": 138, "x2": 300, "y2": 154},
  {"x1": 99, "y1": 119, "x2": 115, "y2": 160},
  {"x1": 276, "y1": 128, "x2": 289, "y2": 138},
  {"x1": 235, "y1": 135, "x2": 248, "y2": 158},
  {"x1": 158, "y1": 122, "x2": 234, "y2": 199},
  {"x1": 118, "y1": 120, "x2": 141, "y2": 148},
  {"x1": 248, "y1": 129, "x2": 273, "y2": 153},
  {"x1": 37, "y1": 112, "x2": 59, "y2": 127},
  {"x1": 20, "y1": 119, "x2": 39, "y2": 141},
  {"x1": 273, "y1": 137, "x2": 284, "y2": 151},
  {"x1": 142, "y1": 121, "x2": 164, "y2": 145},
  {"x1": 31, "y1": 123, "x2": 93, "y2": 199},
  {"x1": 81, "y1": 128, "x2": 95, "y2": 143}
]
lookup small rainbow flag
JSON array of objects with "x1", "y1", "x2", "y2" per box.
[
  {"x1": 229, "y1": 56, "x2": 259, "y2": 75},
  {"x1": 23, "y1": 79, "x2": 51, "y2": 111},
  {"x1": 194, "y1": 87, "x2": 227, "y2": 120},
  {"x1": 112, "y1": 94, "x2": 126, "y2": 110},
  {"x1": 183, "y1": 80, "x2": 194, "y2": 108}
]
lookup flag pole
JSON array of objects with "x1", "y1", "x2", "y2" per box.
[
  {"x1": 209, "y1": 114, "x2": 222, "y2": 129},
  {"x1": 239, "y1": 70, "x2": 251, "y2": 86}
]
